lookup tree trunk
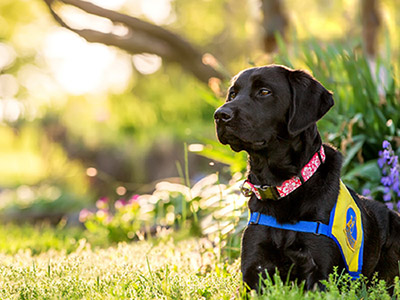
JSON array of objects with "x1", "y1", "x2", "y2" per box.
[
  {"x1": 361, "y1": 0, "x2": 381, "y2": 57},
  {"x1": 260, "y1": 0, "x2": 288, "y2": 53}
]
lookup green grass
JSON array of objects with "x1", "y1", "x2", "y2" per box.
[
  {"x1": 0, "y1": 225, "x2": 400, "y2": 300},
  {"x1": 0, "y1": 223, "x2": 84, "y2": 255},
  {"x1": 0, "y1": 237, "x2": 240, "y2": 299},
  {"x1": 1, "y1": 225, "x2": 400, "y2": 299}
]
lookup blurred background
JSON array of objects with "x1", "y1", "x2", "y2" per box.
[{"x1": 0, "y1": 0, "x2": 399, "y2": 250}]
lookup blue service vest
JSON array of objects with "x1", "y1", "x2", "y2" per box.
[{"x1": 248, "y1": 181, "x2": 364, "y2": 279}]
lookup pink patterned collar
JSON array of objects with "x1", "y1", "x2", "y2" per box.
[{"x1": 241, "y1": 145, "x2": 326, "y2": 200}]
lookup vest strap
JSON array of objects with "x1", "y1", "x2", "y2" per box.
[{"x1": 248, "y1": 212, "x2": 331, "y2": 237}]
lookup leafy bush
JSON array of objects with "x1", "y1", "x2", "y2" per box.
[
  {"x1": 275, "y1": 38, "x2": 400, "y2": 195},
  {"x1": 78, "y1": 172, "x2": 247, "y2": 260},
  {"x1": 79, "y1": 196, "x2": 143, "y2": 243},
  {"x1": 0, "y1": 183, "x2": 87, "y2": 222}
]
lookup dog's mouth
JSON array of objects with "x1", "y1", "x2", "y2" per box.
[
  {"x1": 246, "y1": 139, "x2": 267, "y2": 152},
  {"x1": 228, "y1": 139, "x2": 266, "y2": 152},
  {"x1": 253, "y1": 140, "x2": 266, "y2": 147},
  {"x1": 217, "y1": 129, "x2": 267, "y2": 151}
]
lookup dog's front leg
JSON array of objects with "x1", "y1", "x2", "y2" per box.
[{"x1": 285, "y1": 247, "x2": 327, "y2": 290}]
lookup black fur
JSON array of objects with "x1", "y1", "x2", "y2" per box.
[{"x1": 214, "y1": 65, "x2": 400, "y2": 290}]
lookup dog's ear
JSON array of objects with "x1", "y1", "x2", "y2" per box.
[{"x1": 287, "y1": 70, "x2": 334, "y2": 136}]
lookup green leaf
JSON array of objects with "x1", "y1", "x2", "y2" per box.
[
  {"x1": 342, "y1": 160, "x2": 380, "y2": 183},
  {"x1": 342, "y1": 140, "x2": 365, "y2": 170}
]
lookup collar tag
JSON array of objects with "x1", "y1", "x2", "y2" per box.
[
  {"x1": 241, "y1": 180, "x2": 280, "y2": 200},
  {"x1": 241, "y1": 180, "x2": 262, "y2": 199}
]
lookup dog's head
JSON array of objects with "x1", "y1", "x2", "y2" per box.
[{"x1": 214, "y1": 65, "x2": 334, "y2": 152}]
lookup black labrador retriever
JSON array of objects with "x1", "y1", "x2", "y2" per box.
[{"x1": 214, "y1": 65, "x2": 400, "y2": 290}]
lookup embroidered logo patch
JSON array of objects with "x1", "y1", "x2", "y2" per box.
[{"x1": 344, "y1": 206, "x2": 357, "y2": 251}]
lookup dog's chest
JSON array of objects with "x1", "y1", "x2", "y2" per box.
[{"x1": 249, "y1": 225, "x2": 298, "y2": 249}]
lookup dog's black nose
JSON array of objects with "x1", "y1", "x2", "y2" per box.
[{"x1": 214, "y1": 106, "x2": 233, "y2": 123}]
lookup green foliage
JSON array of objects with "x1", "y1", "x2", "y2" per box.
[
  {"x1": 78, "y1": 171, "x2": 247, "y2": 253},
  {"x1": 274, "y1": 38, "x2": 400, "y2": 195},
  {"x1": 0, "y1": 184, "x2": 86, "y2": 216},
  {"x1": 0, "y1": 124, "x2": 90, "y2": 215},
  {"x1": 80, "y1": 196, "x2": 143, "y2": 244},
  {"x1": 0, "y1": 223, "x2": 83, "y2": 255},
  {"x1": 199, "y1": 139, "x2": 248, "y2": 174}
]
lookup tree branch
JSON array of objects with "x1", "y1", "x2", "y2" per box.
[{"x1": 43, "y1": 0, "x2": 228, "y2": 84}]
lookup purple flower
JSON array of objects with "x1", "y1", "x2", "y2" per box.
[
  {"x1": 393, "y1": 181, "x2": 399, "y2": 194},
  {"x1": 391, "y1": 167, "x2": 399, "y2": 178},
  {"x1": 362, "y1": 188, "x2": 371, "y2": 196},
  {"x1": 389, "y1": 156, "x2": 398, "y2": 167},
  {"x1": 378, "y1": 157, "x2": 386, "y2": 169},
  {"x1": 382, "y1": 140, "x2": 390, "y2": 149},
  {"x1": 378, "y1": 140, "x2": 399, "y2": 210},
  {"x1": 386, "y1": 202, "x2": 394, "y2": 210},
  {"x1": 383, "y1": 150, "x2": 391, "y2": 160},
  {"x1": 381, "y1": 176, "x2": 392, "y2": 186},
  {"x1": 383, "y1": 193, "x2": 392, "y2": 202}
]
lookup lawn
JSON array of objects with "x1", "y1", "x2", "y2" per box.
[
  {"x1": 1, "y1": 225, "x2": 400, "y2": 299},
  {"x1": 0, "y1": 234, "x2": 240, "y2": 299}
]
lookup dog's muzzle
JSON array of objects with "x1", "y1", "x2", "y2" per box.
[{"x1": 214, "y1": 106, "x2": 234, "y2": 124}]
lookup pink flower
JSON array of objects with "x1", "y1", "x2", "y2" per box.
[
  {"x1": 115, "y1": 199, "x2": 128, "y2": 210},
  {"x1": 96, "y1": 197, "x2": 109, "y2": 210},
  {"x1": 79, "y1": 209, "x2": 93, "y2": 223},
  {"x1": 129, "y1": 194, "x2": 140, "y2": 204},
  {"x1": 96, "y1": 209, "x2": 109, "y2": 221}
]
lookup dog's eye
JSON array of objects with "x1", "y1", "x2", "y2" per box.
[
  {"x1": 258, "y1": 88, "x2": 271, "y2": 96},
  {"x1": 228, "y1": 91, "x2": 237, "y2": 101}
]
